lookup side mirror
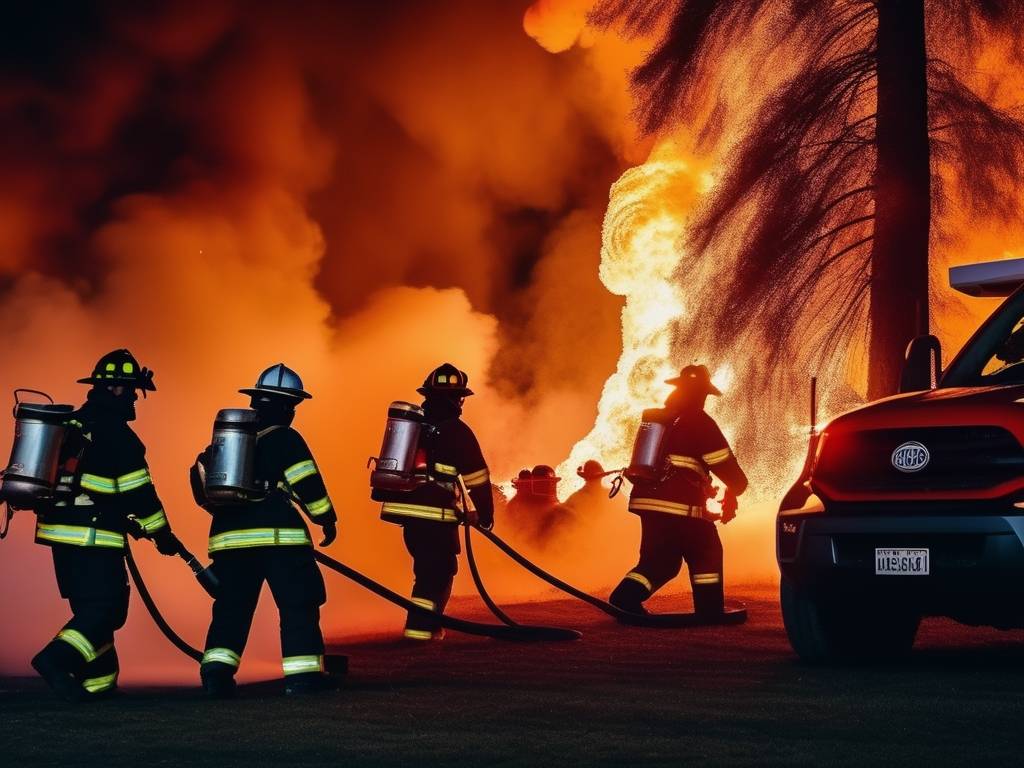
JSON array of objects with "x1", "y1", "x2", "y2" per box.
[{"x1": 899, "y1": 334, "x2": 942, "y2": 393}]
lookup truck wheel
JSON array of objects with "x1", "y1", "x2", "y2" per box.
[{"x1": 780, "y1": 577, "x2": 919, "y2": 663}]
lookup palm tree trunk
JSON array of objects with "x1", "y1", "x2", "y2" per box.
[{"x1": 867, "y1": 0, "x2": 931, "y2": 399}]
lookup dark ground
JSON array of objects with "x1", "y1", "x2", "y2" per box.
[{"x1": 4, "y1": 587, "x2": 1024, "y2": 767}]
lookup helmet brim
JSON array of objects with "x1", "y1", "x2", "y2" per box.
[
  {"x1": 417, "y1": 386, "x2": 474, "y2": 397},
  {"x1": 77, "y1": 376, "x2": 157, "y2": 392},
  {"x1": 239, "y1": 386, "x2": 311, "y2": 401},
  {"x1": 664, "y1": 377, "x2": 721, "y2": 396}
]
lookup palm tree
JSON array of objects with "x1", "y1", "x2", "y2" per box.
[{"x1": 592, "y1": 0, "x2": 1024, "y2": 398}]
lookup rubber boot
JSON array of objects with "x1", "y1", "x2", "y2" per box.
[
  {"x1": 609, "y1": 577, "x2": 650, "y2": 615},
  {"x1": 284, "y1": 672, "x2": 340, "y2": 696},
  {"x1": 31, "y1": 643, "x2": 85, "y2": 703},
  {"x1": 693, "y1": 581, "x2": 725, "y2": 621},
  {"x1": 200, "y1": 665, "x2": 237, "y2": 700}
]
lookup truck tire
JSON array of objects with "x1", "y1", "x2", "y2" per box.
[{"x1": 780, "y1": 576, "x2": 919, "y2": 663}]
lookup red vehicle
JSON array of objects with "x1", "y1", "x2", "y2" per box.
[{"x1": 778, "y1": 258, "x2": 1024, "y2": 661}]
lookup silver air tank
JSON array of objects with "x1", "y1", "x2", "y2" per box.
[
  {"x1": 204, "y1": 408, "x2": 266, "y2": 504},
  {"x1": 1, "y1": 399, "x2": 74, "y2": 509},
  {"x1": 624, "y1": 409, "x2": 667, "y2": 483},
  {"x1": 369, "y1": 401, "x2": 426, "y2": 492}
]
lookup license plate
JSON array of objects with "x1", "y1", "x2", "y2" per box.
[{"x1": 875, "y1": 548, "x2": 929, "y2": 575}]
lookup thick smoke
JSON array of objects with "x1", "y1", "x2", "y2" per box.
[{"x1": 0, "y1": 0, "x2": 649, "y2": 679}]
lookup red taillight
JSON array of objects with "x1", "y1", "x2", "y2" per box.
[{"x1": 414, "y1": 448, "x2": 428, "y2": 471}]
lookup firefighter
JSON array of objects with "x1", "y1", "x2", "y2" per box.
[
  {"x1": 609, "y1": 365, "x2": 748, "y2": 618},
  {"x1": 506, "y1": 464, "x2": 572, "y2": 543},
  {"x1": 31, "y1": 350, "x2": 178, "y2": 701},
  {"x1": 377, "y1": 363, "x2": 494, "y2": 641},
  {"x1": 194, "y1": 364, "x2": 338, "y2": 697},
  {"x1": 564, "y1": 460, "x2": 609, "y2": 514}
]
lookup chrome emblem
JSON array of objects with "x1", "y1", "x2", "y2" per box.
[{"x1": 891, "y1": 441, "x2": 930, "y2": 473}]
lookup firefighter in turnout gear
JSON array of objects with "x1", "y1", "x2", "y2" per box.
[
  {"x1": 194, "y1": 364, "x2": 338, "y2": 697},
  {"x1": 375, "y1": 363, "x2": 494, "y2": 641},
  {"x1": 609, "y1": 365, "x2": 748, "y2": 618},
  {"x1": 31, "y1": 350, "x2": 177, "y2": 701}
]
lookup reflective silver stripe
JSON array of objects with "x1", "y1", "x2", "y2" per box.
[
  {"x1": 202, "y1": 647, "x2": 241, "y2": 667},
  {"x1": 403, "y1": 628, "x2": 433, "y2": 641},
  {"x1": 208, "y1": 528, "x2": 311, "y2": 552},
  {"x1": 380, "y1": 502, "x2": 459, "y2": 523},
  {"x1": 282, "y1": 655, "x2": 324, "y2": 675},
  {"x1": 628, "y1": 498, "x2": 705, "y2": 518},
  {"x1": 702, "y1": 447, "x2": 733, "y2": 465},
  {"x1": 666, "y1": 455, "x2": 708, "y2": 477},
  {"x1": 462, "y1": 468, "x2": 490, "y2": 487},
  {"x1": 57, "y1": 629, "x2": 97, "y2": 662},
  {"x1": 692, "y1": 572, "x2": 721, "y2": 585},
  {"x1": 625, "y1": 571, "x2": 653, "y2": 591},
  {"x1": 284, "y1": 460, "x2": 317, "y2": 484}
]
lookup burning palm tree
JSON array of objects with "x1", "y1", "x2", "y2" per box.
[{"x1": 592, "y1": 0, "x2": 1024, "y2": 398}]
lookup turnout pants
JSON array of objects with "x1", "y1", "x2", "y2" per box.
[
  {"x1": 611, "y1": 511, "x2": 724, "y2": 616},
  {"x1": 202, "y1": 545, "x2": 327, "y2": 680},
  {"x1": 402, "y1": 520, "x2": 460, "y2": 639},
  {"x1": 38, "y1": 545, "x2": 129, "y2": 695}
]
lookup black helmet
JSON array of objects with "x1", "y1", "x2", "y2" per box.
[
  {"x1": 239, "y1": 363, "x2": 311, "y2": 401},
  {"x1": 417, "y1": 363, "x2": 474, "y2": 397},
  {"x1": 77, "y1": 349, "x2": 156, "y2": 392},
  {"x1": 664, "y1": 364, "x2": 722, "y2": 396}
]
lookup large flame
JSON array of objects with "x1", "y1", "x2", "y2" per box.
[{"x1": 555, "y1": 142, "x2": 731, "y2": 496}]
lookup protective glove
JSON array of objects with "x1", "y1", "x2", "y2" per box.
[
  {"x1": 720, "y1": 489, "x2": 738, "y2": 524},
  {"x1": 477, "y1": 513, "x2": 494, "y2": 532},
  {"x1": 319, "y1": 522, "x2": 337, "y2": 547},
  {"x1": 151, "y1": 527, "x2": 181, "y2": 556}
]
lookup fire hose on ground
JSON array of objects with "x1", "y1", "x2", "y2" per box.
[
  {"x1": 473, "y1": 525, "x2": 747, "y2": 628},
  {"x1": 124, "y1": 534, "x2": 583, "y2": 669}
]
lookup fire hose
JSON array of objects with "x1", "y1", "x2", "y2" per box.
[
  {"x1": 312, "y1": 549, "x2": 581, "y2": 642},
  {"x1": 474, "y1": 526, "x2": 747, "y2": 628}
]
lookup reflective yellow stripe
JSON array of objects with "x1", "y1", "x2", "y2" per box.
[
  {"x1": 702, "y1": 447, "x2": 732, "y2": 465},
  {"x1": 403, "y1": 628, "x2": 433, "y2": 641},
  {"x1": 625, "y1": 571, "x2": 653, "y2": 591},
  {"x1": 282, "y1": 654, "x2": 324, "y2": 675},
  {"x1": 83, "y1": 672, "x2": 118, "y2": 694},
  {"x1": 36, "y1": 523, "x2": 126, "y2": 549},
  {"x1": 284, "y1": 460, "x2": 317, "y2": 484},
  {"x1": 380, "y1": 502, "x2": 459, "y2": 523},
  {"x1": 80, "y1": 469, "x2": 152, "y2": 494},
  {"x1": 666, "y1": 455, "x2": 708, "y2": 477},
  {"x1": 434, "y1": 463, "x2": 458, "y2": 476},
  {"x1": 202, "y1": 647, "x2": 241, "y2": 667},
  {"x1": 116, "y1": 468, "x2": 152, "y2": 492},
  {"x1": 410, "y1": 597, "x2": 436, "y2": 610},
  {"x1": 57, "y1": 629, "x2": 97, "y2": 662},
  {"x1": 208, "y1": 528, "x2": 312, "y2": 552},
  {"x1": 136, "y1": 509, "x2": 168, "y2": 533},
  {"x1": 628, "y1": 498, "x2": 705, "y2": 518},
  {"x1": 79, "y1": 473, "x2": 116, "y2": 493},
  {"x1": 305, "y1": 495, "x2": 333, "y2": 517},
  {"x1": 462, "y1": 468, "x2": 490, "y2": 487},
  {"x1": 692, "y1": 572, "x2": 721, "y2": 585}
]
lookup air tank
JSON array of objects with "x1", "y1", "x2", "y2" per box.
[
  {"x1": 624, "y1": 409, "x2": 668, "y2": 483},
  {"x1": 369, "y1": 401, "x2": 427, "y2": 492},
  {"x1": 204, "y1": 408, "x2": 267, "y2": 504},
  {"x1": 1, "y1": 401, "x2": 74, "y2": 509}
]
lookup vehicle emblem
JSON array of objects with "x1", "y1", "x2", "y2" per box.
[{"x1": 891, "y1": 441, "x2": 930, "y2": 473}]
